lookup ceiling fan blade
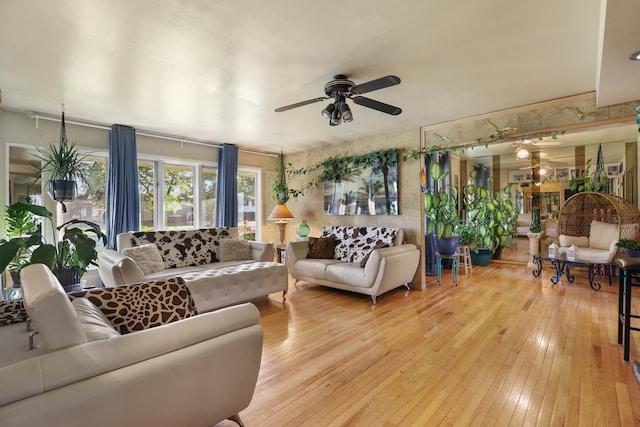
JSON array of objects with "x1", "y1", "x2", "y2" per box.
[
  {"x1": 352, "y1": 96, "x2": 402, "y2": 115},
  {"x1": 350, "y1": 75, "x2": 401, "y2": 95},
  {"x1": 533, "y1": 141, "x2": 562, "y2": 146},
  {"x1": 275, "y1": 97, "x2": 328, "y2": 112}
]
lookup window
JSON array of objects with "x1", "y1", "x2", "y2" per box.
[
  {"x1": 238, "y1": 170, "x2": 257, "y2": 240},
  {"x1": 202, "y1": 166, "x2": 217, "y2": 227},
  {"x1": 59, "y1": 155, "x2": 107, "y2": 229},
  {"x1": 163, "y1": 163, "x2": 195, "y2": 230},
  {"x1": 138, "y1": 161, "x2": 155, "y2": 231}
]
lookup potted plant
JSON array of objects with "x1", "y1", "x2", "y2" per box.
[
  {"x1": 616, "y1": 239, "x2": 640, "y2": 258},
  {"x1": 462, "y1": 170, "x2": 517, "y2": 264},
  {"x1": 36, "y1": 140, "x2": 88, "y2": 204},
  {"x1": 0, "y1": 202, "x2": 106, "y2": 292},
  {"x1": 424, "y1": 162, "x2": 460, "y2": 255},
  {"x1": 0, "y1": 203, "x2": 41, "y2": 285}
]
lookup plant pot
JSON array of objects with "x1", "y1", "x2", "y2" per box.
[
  {"x1": 470, "y1": 248, "x2": 491, "y2": 266},
  {"x1": 9, "y1": 269, "x2": 21, "y2": 286},
  {"x1": 435, "y1": 236, "x2": 459, "y2": 256},
  {"x1": 52, "y1": 268, "x2": 82, "y2": 292},
  {"x1": 491, "y1": 246, "x2": 503, "y2": 260},
  {"x1": 48, "y1": 180, "x2": 76, "y2": 202},
  {"x1": 625, "y1": 248, "x2": 640, "y2": 258}
]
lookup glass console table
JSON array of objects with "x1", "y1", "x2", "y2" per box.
[{"x1": 532, "y1": 254, "x2": 613, "y2": 291}]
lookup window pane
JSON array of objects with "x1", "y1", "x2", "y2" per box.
[
  {"x1": 138, "y1": 161, "x2": 155, "y2": 231},
  {"x1": 60, "y1": 155, "x2": 107, "y2": 230},
  {"x1": 164, "y1": 164, "x2": 194, "y2": 230},
  {"x1": 238, "y1": 171, "x2": 256, "y2": 241},
  {"x1": 202, "y1": 167, "x2": 217, "y2": 227}
]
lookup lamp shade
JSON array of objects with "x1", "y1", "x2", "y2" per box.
[{"x1": 268, "y1": 202, "x2": 294, "y2": 220}]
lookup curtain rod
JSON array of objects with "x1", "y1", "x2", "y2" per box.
[{"x1": 18, "y1": 109, "x2": 275, "y2": 157}]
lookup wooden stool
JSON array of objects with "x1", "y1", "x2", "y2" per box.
[
  {"x1": 457, "y1": 245, "x2": 472, "y2": 275},
  {"x1": 435, "y1": 252, "x2": 458, "y2": 286}
]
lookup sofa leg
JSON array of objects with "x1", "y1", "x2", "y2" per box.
[
  {"x1": 371, "y1": 295, "x2": 377, "y2": 304},
  {"x1": 282, "y1": 289, "x2": 287, "y2": 302},
  {"x1": 228, "y1": 413, "x2": 244, "y2": 427},
  {"x1": 403, "y1": 283, "x2": 410, "y2": 290}
]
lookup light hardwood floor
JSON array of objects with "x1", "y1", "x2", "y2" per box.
[{"x1": 218, "y1": 262, "x2": 640, "y2": 426}]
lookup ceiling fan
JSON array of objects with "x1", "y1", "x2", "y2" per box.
[{"x1": 274, "y1": 74, "x2": 402, "y2": 126}]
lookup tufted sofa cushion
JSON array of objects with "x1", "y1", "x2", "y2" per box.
[
  {"x1": 129, "y1": 228, "x2": 233, "y2": 269},
  {"x1": 70, "y1": 277, "x2": 197, "y2": 334},
  {"x1": 321, "y1": 226, "x2": 398, "y2": 263}
]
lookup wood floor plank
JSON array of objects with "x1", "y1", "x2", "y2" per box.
[{"x1": 214, "y1": 263, "x2": 640, "y2": 426}]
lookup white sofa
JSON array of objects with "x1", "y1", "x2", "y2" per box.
[
  {"x1": 98, "y1": 228, "x2": 288, "y2": 313},
  {"x1": 286, "y1": 226, "x2": 420, "y2": 303},
  {"x1": 0, "y1": 264, "x2": 263, "y2": 427},
  {"x1": 558, "y1": 220, "x2": 620, "y2": 264}
]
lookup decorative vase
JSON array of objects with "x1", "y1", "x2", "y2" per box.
[
  {"x1": 529, "y1": 207, "x2": 541, "y2": 233},
  {"x1": 435, "y1": 235, "x2": 459, "y2": 256},
  {"x1": 470, "y1": 248, "x2": 492, "y2": 266},
  {"x1": 625, "y1": 248, "x2": 640, "y2": 258},
  {"x1": 296, "y1": 219, "x2": 310, "y2": 238}
]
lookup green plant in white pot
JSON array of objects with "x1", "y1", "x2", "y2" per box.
[{"x1": 424, "y1": 162, "x2": 460, "y2": 255}]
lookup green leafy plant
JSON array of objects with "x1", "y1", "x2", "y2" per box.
[
  {"x1": 569, "y1": 158, "x2": 607, "y2": 192},
  {"x1": 463, "y1": 170, "x2": 517, "y2": 253},
  {"x1": 455, "y1": 223, "x2": 476, "y2": 246},
  {"x1": 35, "y1": 140, "x2": 88, "y2": 182},
  {"x1": 0, "y1": 203, "x2": 106, "y2": 285},
  {"x1": 616, "y1": 239, "x2": 640, "y2": 250},
  {"x1": 424, "y1": 163, "x2": 459, "y2": 239}
]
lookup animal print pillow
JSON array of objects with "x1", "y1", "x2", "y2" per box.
[
  {"x1": 0, "y1": 299, "x2": 28, "y2": 326},
  {"x1": 129, "y1": 228, "x2": 233, "y2": 268},
  {"x1": 322, "y1": 226, "x2": 398, "y2": 263},
  {"x1": 69, "y1": 277, "x2": 197, "y2": 335}
]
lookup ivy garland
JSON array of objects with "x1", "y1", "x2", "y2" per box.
[{"x1": 275, "y1": 129, "x2": 566, "y2": 200}]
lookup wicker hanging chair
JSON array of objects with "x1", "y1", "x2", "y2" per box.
[{"x1": 558, "y1": 192, "x2": 640, "y2": 240}]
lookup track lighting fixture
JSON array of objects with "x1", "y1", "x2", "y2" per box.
[{"x1": 321, "y1": 103, "x2": 335, "y2": 119}]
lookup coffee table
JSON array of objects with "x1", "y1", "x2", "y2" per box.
[{"x1": 532, "y1": 254, "x2": 612, "y2": 291}]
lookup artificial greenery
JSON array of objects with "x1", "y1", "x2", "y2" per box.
[
  {"x1": 275, "y1": 148, "x2": 399, "y2": 202},
  {"x1": 0, "y1": 203, "x2": 106, "y2": 284},
  {"x1": 462, "y1": 170, "x2": 518, "y2": 253},
  {"x1": 424, "y1": 163, "x2": 459, "y2": 239},
  {"x1": 1, "y1": 203, "x2": 41, "y2": 275},
  {"x1": 616, "y1": 239, "x2": 640, "y2": 250},
  {"x1": 455, "y1": 223, "x2": 476, "y2": 246},
  {"x1": 569, "y1": 158, "x2": 607, "y2": 192}
]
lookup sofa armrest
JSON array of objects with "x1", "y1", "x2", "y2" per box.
[
  {"x1": 366, "y1": 244, "x2": 420, "y2": 294},
  {"x1": 249, "y1": 241, "x2": 275, "y2": 261},
  {"x1": 286, "y1": 241, "x2": 310, "y2": 266},
  {"x1": 98, "y1": 249, "x2": 146, "y2": 287}
]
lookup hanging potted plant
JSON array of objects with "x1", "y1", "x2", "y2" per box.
[
  {"x1": 35, "y1": 109, "x2": 88, "y2": 208},
  {"x1": 424, "y1": 162, "x2": 460, "y2": 255}
]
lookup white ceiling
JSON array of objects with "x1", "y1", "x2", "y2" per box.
[{"x1": 1, "y1": 0, "x2": 639, "y2": 154}]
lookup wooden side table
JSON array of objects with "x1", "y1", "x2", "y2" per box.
[
  {"x1": 436, "y1": 252, "x2": 458, "y2": 286},
  {"x1": 275, "y1": 245, "x2": 286, "y2": 264}
]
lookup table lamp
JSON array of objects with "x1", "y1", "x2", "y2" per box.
[{"x1": 268, "y1": 202, "x2": 294, "y2": 245}]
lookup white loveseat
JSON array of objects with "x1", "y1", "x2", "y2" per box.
[
  {"x1": 558, "y1": 220, "x2": 620, "y2": 264},
  {"x1": 98, "y1": 228, "x2": 288, "y2": 312},
  {"x1": 286, "y1": 226, "x2": 420, "y2": 303},
  {"x1": 0, "y1": 264, "x2": 263, "y2": 427}
]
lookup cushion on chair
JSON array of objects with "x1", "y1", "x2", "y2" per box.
[
  {"x1": 121, "y1": 243, "x2": 165, "y2": 275},
  {"x1": 72, "y1": 298, "x2": 121, "y2": 341},
  {"x1": 589, "y1": 220, "x2": 619, "y2": 250},
  {"x1": 219, "y1": 238, "x2": 251, "y2": 262},
  {"x1": 69, "y1": 277, "x2": 197, "y2": 334},
  {"x1": 20, "y1": 264, "x2": 88, "y2": 352},
  {"x1": 559, "y1": 235, "x2": 590, "y2": 247}
]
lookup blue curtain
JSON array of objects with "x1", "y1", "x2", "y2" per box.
[
  {"x1": 215, "y1": 143, "x2": 238, "y2": 227},
  {"x1": 106, "y1": 125, "x2": 139, "y2": 249}
]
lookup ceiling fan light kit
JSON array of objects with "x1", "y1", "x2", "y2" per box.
[
  {"x1": 276, "y1": 74, "x2": 402, "y2": 126},
  {"x1": 515, "y1": 147, "x2": 530, "y2": 159}
]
